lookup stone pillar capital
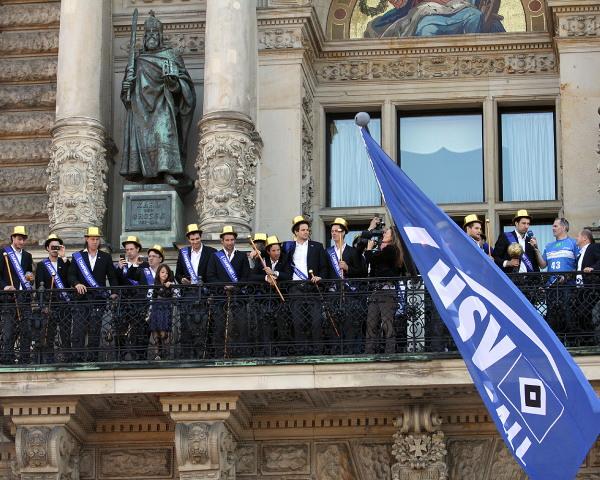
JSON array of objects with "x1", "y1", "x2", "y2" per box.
[
  {"x1": 161, "y1": 394, "x2": 247, "y2": 480},
  {"x1": 4, "y1": 398, "x2": 87, "y2": 480}
]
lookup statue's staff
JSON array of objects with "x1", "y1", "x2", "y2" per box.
[
  {"x1": 2, "y1": 252, "x2": 21, "y2": 323},
  {"x1": 125, "y1": 8, "x2": 139, "y2": 102},
  {"x1": 248, "y1": 237, "x2": 285, "y2": 303}
]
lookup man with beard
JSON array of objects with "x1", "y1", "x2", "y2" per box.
[{"x1": 120, "y1": 10, "x2": 196, "y2": 188}]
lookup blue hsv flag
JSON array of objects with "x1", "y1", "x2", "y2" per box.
[{"x1": 358, "y1": 121, "x2": 600, "y2": 480}]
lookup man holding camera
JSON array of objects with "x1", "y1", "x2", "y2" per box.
[
  {"x1": 115, "y1": 236, "x2": 146, "y2": 360},
  {"x1": 0, "y1": 226, "x2": 35, "y2": 363},
  {"x1": 35, "y1": 234, "x2": 70, "y2": 363}
]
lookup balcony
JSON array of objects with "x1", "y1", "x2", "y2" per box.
[{"x1": 0, "y1": 272, "x2": 598, "y2": 368}]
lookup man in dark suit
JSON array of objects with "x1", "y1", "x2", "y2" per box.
[
  {"x1": 207, "y1": 226, "x2": 250, "y2": 357},
  {"x1": 329, "y1": 217, "x2": 366, "y2": 354},
  {"x1": 575, "y1": 229, "x2": 600, "y2": 340},
  {"x1": 175, "y1": 224, "x2": 216, "y2": 359},
  {"x1": 251, "y1": 235, "x2": 292, "y2": 352},
  {"x1": 0, "y1": 226, "x2": 34, "y2": 363},
  {"x1": 114, "y1": 235, "x2": 145, "y2": 360},
  {"x1": 35, "y1": 234, "x2": 70, "y2": 363},
  {"x1": 68, "y1": 227, "x2": 118, "y2": 362},
  {"x1": 283, "y1": 215, "x2": 329, "y2": 354},
  {"x1": 493, "y1": 209, "x2": 544, "y2": 276}
]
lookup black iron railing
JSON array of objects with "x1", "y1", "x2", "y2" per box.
[{"x1": 0, "y1": 272, "x2": 598, "y2": 365}]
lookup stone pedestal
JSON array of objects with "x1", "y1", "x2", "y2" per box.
[{"x1": 121, "y1": 184, "x2": 185, "y2": 247}]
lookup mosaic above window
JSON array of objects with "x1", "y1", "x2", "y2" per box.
[{"x1": 327, "y1": 0, "x2": 547, "y2": 40}]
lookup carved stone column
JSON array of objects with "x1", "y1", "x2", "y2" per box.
[
  {"x1": 391, "y1": 405, "x2": 448, "y2": 480},
  {"x1": 4, "y1": 398, "x2": 89, "y2": 480},
  {"x1": 48, "y1": 0, "x2": 112, "y2": 241},
  {"x1": 161, "y1": 394, "x2": 248, "y2": 480},
  {"x1": 195, "y1": 0, "x2": 262, "y2": 236}
]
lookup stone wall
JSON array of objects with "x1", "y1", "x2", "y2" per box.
[{"x1": 0, "y1": 1, "x2": 59, "y2": 246}]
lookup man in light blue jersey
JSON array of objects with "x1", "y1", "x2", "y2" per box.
[{"x1": 541, "y1": 217, "x2": 579, "y2": 333}]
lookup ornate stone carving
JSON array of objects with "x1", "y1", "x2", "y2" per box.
[
  {"x1": 301, "y1": 80, "x2": 314, "y2": 218},
  {"x1": 0, "y1": 194, "x2": 48, "y2": 220},
  {"x1": 0, "y1": 166, "x2": 47, "y2": 194},
  {"x1": 0, "y1": 31, "x2": 59, "y2": 56},
  {"x1": 391, "y1": 405, "x2": 448, "y2": 480},
  {"x1": 488, "y1": 439, "x2": 525, "y2": 480},
  {"x1": 47, "y1": 118, "x2": 109, "y2": 239},
  {"x1": 315, "y1": 53, "x2": 556, "y2": 82},
  {"x1": 0, "y1": 58, "x2": 57, "y2": 83},
  {"x1": 258, "y1": 28, "x2": 303, "y2": 49},
  {"x1": 559, "y1": 15, "x2": 600, "y2": 37},
  {"x1": 0, "y1": 3, "x2": 60, "y2": 29},
  {"x1": 353, "y1": 442, "x2": 392, "y2": 480},
  {"x1": 79, "y1": 449, "x2": 95, "y2": 479},
  {"x1": 0, "y1": 112, "x2": 53, "y2": 138},
  {"x1": 0, "y1": 84, "x2": 56, "y2": 110},
  {"x1": 261, "y1": 443, "x2": 310, "y2": 475},
  {"x1": 316, "y1": 443, "x2": 356, "y2": 479},
  {"x1": 236, "y1": 444, "x2": 257, "y2": 475},
  {"x1": 176, "y1": 421, "x2": 237, "y2": 480},
  {"x1": 99, "y1": 448, "x2": 173, "y2": 478},
  {"x1": 446, "y1": 439, "x2": 492, "y2": 480},
  {"x1": 195, "y1": 116, "x2": 262, "y2": 235},
  {"x1": 15, "y1": 426, "x2": 80, "y2": 479}
]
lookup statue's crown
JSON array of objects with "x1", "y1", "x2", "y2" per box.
[{"x1": 144, "y1": 10, "x2": 163, "y2": 34}]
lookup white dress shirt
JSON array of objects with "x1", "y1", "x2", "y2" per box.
[
  {"x1": 292, "y1": 241, "x2": 309, "y2": 280},
  {"x1": 190, "y1": 246, "x2": 202, "y2": 274}
]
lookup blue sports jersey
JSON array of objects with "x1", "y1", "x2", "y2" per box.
[{"x1": 543, "y1": 237, "x2": 579, "y2": 272}]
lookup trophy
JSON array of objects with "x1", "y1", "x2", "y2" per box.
[{"x1": 507, "y1": 243, "x2": 523, "y2": 273}]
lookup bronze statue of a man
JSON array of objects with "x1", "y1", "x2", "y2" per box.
[{"x1": 120, "y1": 10, "x2": 196, "y2": 188}]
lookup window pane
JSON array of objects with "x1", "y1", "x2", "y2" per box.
[
  {"x1": 501, "y1": 112, "x2": 555, "y2": 201},
  {"x1": 328, "y1": 117, "x2": 381, "y2": 207},
  {"x1": 399, "y1": 114, "x2": 483, "y2": 204}
]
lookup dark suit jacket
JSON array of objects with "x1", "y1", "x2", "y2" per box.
[
  {"x1": 579, "y1": 243, "x2": 600, "y2": 285},
  {"x1": 251, "y1": 254, "x2": 293, "y2": 283},
  {"x1": 0, "y1": 247, "x2": 34, "y2": 290},
  {"x1": 282, "y1": 240, "x2": 329, "y2": 279},
  {"x1": 35, "y1": 257, "x2": 70, "y2": 289},
  {"x1": 206, "y1": 249, "x2": 250, "y2": 283},
  {"x1": 493, "y1": 230, "x2": 540, "y2": 273},
  {"x1": 68, "y1": 250, "x2": 118, "y2": 296},
  {"x1": 175, "y1": 245, "x2": 217, "y2": 284},
  {"x1": 326, "y1": 245, "x2": 366, "y2": 278}
]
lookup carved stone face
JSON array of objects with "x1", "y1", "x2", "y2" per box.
[
  {"x1": 144, "y1": 28, "x2": 161, "y2": 51},
  {"x1": 187, "y1": 423, "x2": 209, "y2": 465}
]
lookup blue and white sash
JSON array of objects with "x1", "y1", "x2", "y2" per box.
[
  {"x1": 505, "y1": 232, "x2": 534, "y2": 272},
  {"x1": 291, "y1": 264, "x2": 308, "y2": 281},
  {"x1": 4, "y1": 246, "x2": 32, "y2": 290},
  {"x1": 42, "y1": 259, "x2": 70, "y2": 301},
  {"x1": 282, "y1": 241, "x2": 294, "y2": 254},
  {"x1": 327, "y1": 247, "x2": 343, "y2": 279},
  {"x1": 72, "y1": 251, "x2": 101, "y2": 288},
  {"x1": 143, "y1": 267, "x2": 154, "y2": 298},
  {"x1": 182, "y1": 247, "x2": 200, "y2": 284},
  {"x1": 215, "y1": 251, "x2": 238, "y2": 282}
]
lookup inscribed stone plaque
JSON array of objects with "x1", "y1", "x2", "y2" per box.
[{"x1": 125, "y1": 195, "x2": 171, "y2": 231}]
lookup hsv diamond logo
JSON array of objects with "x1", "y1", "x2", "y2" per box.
[{"x1": 498, "y1": 355, "x2": 564, "y2": 444}]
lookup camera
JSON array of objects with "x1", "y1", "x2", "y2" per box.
[
  {"x1": 360, "y1": 219, "x2": 386, "y2": 250},
  {"x1": 119, "y1": 253, "x2": 126, "y2": 260},
  {"x1": 50, "y1": 245, "x2": 61, "y2": 251}
]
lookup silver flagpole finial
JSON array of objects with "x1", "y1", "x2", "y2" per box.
[{"x1": 355, "y1": 112, "x2": 370, "y2": 127}]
